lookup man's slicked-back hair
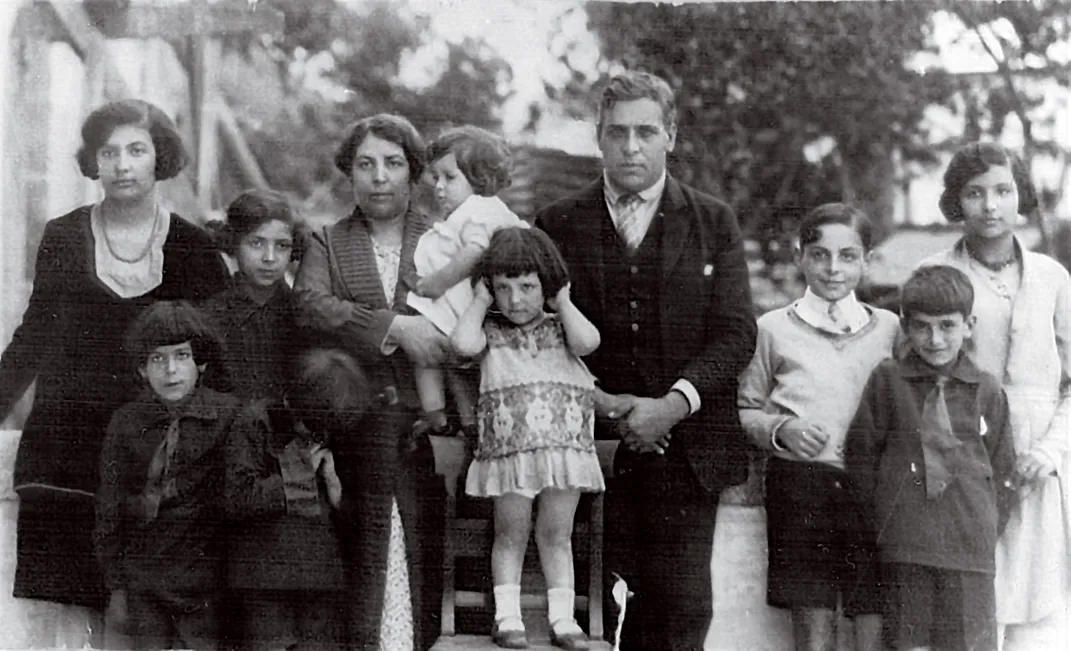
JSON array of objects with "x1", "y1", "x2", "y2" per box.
[{"x1": 596, "y1": 70, "x2": 677, "y2": 137}]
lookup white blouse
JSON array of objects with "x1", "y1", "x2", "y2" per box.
[{"x1": 90, "y1": 202, "x2": 170, "y2": 299}]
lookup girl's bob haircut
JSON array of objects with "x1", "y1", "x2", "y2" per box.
[
  {"x1": 124, "y1": 300, "x2": 224, "y2": 372},
  {"x1": 478, "y1": 226, "x2": 570, "y2": 302},
  {"x1": 76, "y1": 99, "x2": 189, "y2": 182},
  {"x1": 939, "y1": 142, "x2": 1038, "y2": 222},
  {"x1": 213, "y1": 189, "x2": 304, "y2": 261}
]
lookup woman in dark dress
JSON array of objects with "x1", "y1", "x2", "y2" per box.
[
  {"x1": 293, "y1": 113, "x2": 448, "y2": 651},
  {"x1": 0, "y1": 99, "x2": 228, "y2": 627}
]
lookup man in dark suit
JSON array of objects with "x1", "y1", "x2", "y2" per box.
[{"x1": 535, "y1": 71, "x2": 756, "y2": 651}]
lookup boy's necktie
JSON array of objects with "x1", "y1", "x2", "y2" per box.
[
  {"x1": 616, "y1": 193, "x2": 646, "y2": 253},
  {"x1": 143, "y1": 418, "x2": 180, "y2": 520},
  {"x1": 919, "y1": 376, "x2": 961, "y2": 499},
  {"x1": 827, "y1": 301, "x2": 852, "y2": 334}
]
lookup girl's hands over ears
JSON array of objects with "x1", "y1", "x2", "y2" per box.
[{"x1": 472, "y1": 277, "x2": 493, "y2": 306}]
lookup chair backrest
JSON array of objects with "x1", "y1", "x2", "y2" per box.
[{"x1": 429, "y1": 436, "x2": 619, "y2": 643}]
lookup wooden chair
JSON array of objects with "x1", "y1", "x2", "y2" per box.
[{"x1": 428, "y1": 436, "x2": 619, "y2": 651}]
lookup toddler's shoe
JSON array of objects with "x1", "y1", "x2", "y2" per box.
[
  {"x1": 492, "y1": 617, "x2": 528, "y2": 649},
  {"x1": 550, "y1": 619, "x2": 589, "y2": 650}
]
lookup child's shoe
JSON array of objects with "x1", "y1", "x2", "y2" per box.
[
  {"x1": 549, "y1": 619, "x2": 589, "y2": 650},
  {"x1": 491, "y1": 617, "x2": 528, "y2": 649}
]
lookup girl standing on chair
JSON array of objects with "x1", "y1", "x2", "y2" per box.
[{"x1": 452, "y1": 227, "x2": 605, "y2": 650}]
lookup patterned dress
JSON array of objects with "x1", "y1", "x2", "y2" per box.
[
  {"x1": 465, "y1": 314, "x2": 605, "y2": 498},
  {"x1": 370, "y1": 237, "x2": 415, "y2": 651}
]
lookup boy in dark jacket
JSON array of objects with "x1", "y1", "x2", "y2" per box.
[
  {"x1": 224, "y1": 347, "x2": 369, "y2": 651},
  {"x1": 94, "y1": 300, "x2": 240, "y2": 651},
  {"x1": 847, "y1": 265, "x2": 1017, "y2": 651}
]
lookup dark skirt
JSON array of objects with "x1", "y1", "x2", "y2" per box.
[
  {"x1": 14, "y1": 491, "x2": 107, "y2": 610},
  {"x1": 336, "y1": 401, "x2": 445, "y2": 651}
]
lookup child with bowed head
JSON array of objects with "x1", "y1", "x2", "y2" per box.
[
  {"x1": 737, "y1": 203, "x2": 899, "y2": 651},
  {"x1": 224, "y1": 347, "x2": 367, "y2": 651},
  {"x1": 408, "y1": 125, "x2": 528, "y2": 437},
  {"x1": 451, "y1": 226, "x2": 605, "y2": 650},
  {"x1": 94, "y1": 300, "x2": 240, "y2": 650}
]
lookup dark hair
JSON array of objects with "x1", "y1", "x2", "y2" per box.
[
  {"x1": 334, "y1": 113, "x2": 426, "y2": 180},
  {"x1": 287, "y1": 348, "x2": 370, "y2": 437},
  {"x1": 478, "y1": 227, "x2": 570, "y2": 301},
  {"x1": 76, "y1": 99, "x2": 188, "y2": 181},
  {"x1": 939, "y1": 142, "x2": 1038, "y2": 222},
  {"x1": 213, "y1": 189, "x2": 304, "y2": 261},
  {"x1": 426, "y1": 125, "x2": 513, "y2": 196},
  {"x1": 799, "y1": 202, "x2": 874, "y2": 251},
  {"x1": 125, "y1": 300, "x2": 223, "y2": 371},
  {"x1": 901, "y1": 265, "x2": 975, "y2": 320},
  {"x1": 597, "y1": 71, "x2": 677, "y2": 137}
]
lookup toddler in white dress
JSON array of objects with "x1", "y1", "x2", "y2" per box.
[{"x1": 408, "y1": 126, "x2": 527, "y2": 435}]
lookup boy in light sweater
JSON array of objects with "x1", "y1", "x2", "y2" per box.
[{"x1": 738, "y1": 203, "x2": 898, "y2": 651}]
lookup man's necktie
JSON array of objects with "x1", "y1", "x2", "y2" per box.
[
  {"x1": 919, "y1": 376, "x2": 961, "y2": 499},
  {"x1": 616, "y1": 193, "x2": 646, "y2": 253},
  {"x1": 143, "y1": 418, "x2": 180, "y2": 520}
]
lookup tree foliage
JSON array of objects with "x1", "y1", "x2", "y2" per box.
[
  {"x1": 218, "y1": 0, "x2": 512, "y2": 208},
  {"x1": 944, "y1": 0, "x2": 1070, "y2": 229},
  {"x1": 547, "y1": 1, "x2": 956, "y2": 252}
]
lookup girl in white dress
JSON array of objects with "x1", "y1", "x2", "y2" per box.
[
  {"x1": 408, "y1": 126, "x2": 527, "y2": 436},
  {"x1": 920, "y1": 141, "x2": 1070, "y2": 650},
  {"x1": 452, "y1": 227, "x2": 605, "y2": 650}
]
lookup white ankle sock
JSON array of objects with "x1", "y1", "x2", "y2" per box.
[
  {"x1": 547, "y1": 587, "x2": 577, "y2": 627},
  {"x1": 494, "y1": 584, "x2": 522, "y2": 626}
]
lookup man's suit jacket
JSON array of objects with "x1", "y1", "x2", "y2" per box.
[{"x1": 535, "y1": 176, "x2": 756, "y2": 493}]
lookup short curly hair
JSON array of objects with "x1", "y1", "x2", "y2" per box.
[
  {"x1": 939, "y1": 142, "x2": 1038, "y2": 222},
  {"x1": 76, "y1": 99, "x2": 188, "y2": 181},
  {"x1": 478, "y1": 226, "x2": 570, "y2": 302},
  {"x1": 334, "y1": 113, "x2": 426, "y2": 181},
  {"x1": 427, "y1": 125, "x2": 513, "y2": 196},
  {"x1": 210, "y1": 189, "x2": 304, "y2": 262}
]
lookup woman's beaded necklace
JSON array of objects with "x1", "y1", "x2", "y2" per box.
[
  {"x1": 101, "y1": 205, "x2": 161, "y2": 264},
  {"x1": 965, "y1": 240, "x2": 1017, "y2": 273}
]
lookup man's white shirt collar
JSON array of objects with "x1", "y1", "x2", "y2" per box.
[{"x1": 603, "y1": 170, "x2": 667, "y2": 208}]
